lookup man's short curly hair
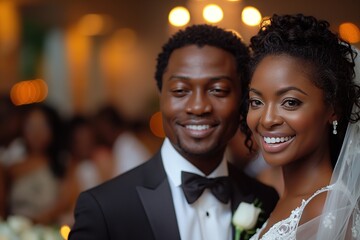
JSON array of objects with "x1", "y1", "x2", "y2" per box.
[
  {"x1": 247, "y1": 13, "x2": 360, "y2": 165},
  {"x1": 155, "y1": 24, "x2": 250, "y2": 92}
]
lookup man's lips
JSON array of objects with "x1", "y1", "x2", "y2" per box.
[
  {"x1": 185, "y1": 124, "x2": 210, "y2": 131},
  {"x1": 178, "y1": 121, "x2": 219, "y2": 138}
]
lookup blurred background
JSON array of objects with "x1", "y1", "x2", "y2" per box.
[
  {"x1": 0, "y1": 0, "x2": 359, "y2": 118},
  {"x1": 0, "y1": 0, "x2": 359, "y2": 238}
]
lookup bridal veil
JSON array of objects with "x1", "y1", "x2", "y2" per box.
[{"x1": 297, "y1": 47, "x2": 360, "y2": 239}]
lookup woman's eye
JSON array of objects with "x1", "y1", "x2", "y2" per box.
[
  {"x1": 249, "y1": 99, "x2": 263, "y2": 108},
  {"x1": 282, "y1": 98, "x2": 302, "y2": 109}
]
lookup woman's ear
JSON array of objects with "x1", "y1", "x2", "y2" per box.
[{"x1": 328, "y1": 105, "x2": 338, "y2": 124}]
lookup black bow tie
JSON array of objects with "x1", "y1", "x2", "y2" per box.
[{"x1": 181, "y1": 171, "x2": 231, "y2": 204}]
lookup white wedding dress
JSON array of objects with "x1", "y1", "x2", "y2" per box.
[{"x1": 249, "y1": 185, "x2": 334, "y2": 240}]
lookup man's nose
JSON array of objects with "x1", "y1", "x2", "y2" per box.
[{"x1": 185, "y1": 89, "x2": 212, "y2": 115}]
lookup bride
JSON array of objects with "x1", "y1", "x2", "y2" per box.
[{"x1": 243, "y1": 14, "x2": 360, "y2": 239}]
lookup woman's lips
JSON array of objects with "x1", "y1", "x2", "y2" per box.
[{"x1": 261, "y1": 135, "x2": 295, "y2": 153}]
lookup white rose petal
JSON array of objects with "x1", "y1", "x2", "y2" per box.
[
  {"x1": 0, "y1": 223, "x2": 16, "y2": 240},
  {"x1": 20, "y1": 228, "x2": 39, "y2": 240},
  {"x1": 7, "y1": 216, "x2": 32, "y2": 234},
  {"x1": 232, "y1": 202, "x2": 262, "y2": 230}
]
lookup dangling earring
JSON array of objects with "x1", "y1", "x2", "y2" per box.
[{"x1": 332, "y1": 120, "x2": 338, "y2": 135}]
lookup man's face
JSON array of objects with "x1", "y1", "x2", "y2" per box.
[{"x1": 160, "y1": 45, "x2": 242, "y2": 166}]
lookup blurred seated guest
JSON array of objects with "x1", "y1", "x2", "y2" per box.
[
  {"x1": 92, "y1": 104, "x2": 151, "y2": 179},
  {"x1": 227, "y1": 129, "x2": 284, "y2": 196},
  {"x1": 0, "y1": 164, "x2": 6, "y2": 218},
  {"x1": 245, "y1": 154, "x2": 284, "y2": 196},
  {"x1": 56, "y1": 115, "x2": 103, "y2": 226},
  {"x1": 65, "y1": 115, "x2": 102, "y2": 191},
  {"x1": 7, "y1": 103, "x2": 66, "y2": 224},
  {"x1": 0, "y1": 95, "x2": 24, "y2": 167},
  {"x1": 226, "y1": 128, "x2": 259, "y2": 170}
]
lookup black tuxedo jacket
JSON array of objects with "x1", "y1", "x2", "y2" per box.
[{"x1": 69, "y1": 152, "x2": 278, "y2": 240}]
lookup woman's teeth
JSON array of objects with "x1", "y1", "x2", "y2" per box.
[{"x1": 264, "y1": 136, "x2": 293, "y2": 144}]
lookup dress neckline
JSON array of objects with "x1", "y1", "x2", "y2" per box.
[{"x1": 251, "y1": 184, "x2": 334, "y2": 240}]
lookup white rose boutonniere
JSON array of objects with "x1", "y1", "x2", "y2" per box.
[{"x1": 232, "y1": 201, "x2": 262, "y2": 240}]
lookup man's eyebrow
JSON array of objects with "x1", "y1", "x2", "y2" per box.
[
  {"x1": 168, "y1": 75, "x2": 190, "y2": 80},
  {"x1": 249, "y1": 86, "x2": 308, "y2": 96},
  {"x1": 168, "y1": 75, "x2": 233, "y2": 81}
]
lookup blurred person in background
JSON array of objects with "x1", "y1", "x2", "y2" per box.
[
  {"x1": 0, "y1": 95, "x2": 23, "y2": 167},
  {"x1": 226, "y1": 129, "x2": 284, "y2": 196},
  {"x1": 57, "y1": 115, "x2": 103, "y2": 226},
  {"x1": 225, "y1": 128, "x2": 258, "y2": 170},
  {"x1": 91, "y1": 104, "x2": 151, "y2": 180},
  {"x1": 0, "y1": 164, "x2": 6, "y2": 218},
  {"x1": 6, "y1": 103, "x2": 66, "y2": 224}
]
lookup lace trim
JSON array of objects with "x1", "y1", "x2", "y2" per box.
[
  {"x1": 250, "y1": 184, "x2": 334, "y2": 240},
  {"x1": 350, "y1": 202, "x2": 360, "y2": 239}
]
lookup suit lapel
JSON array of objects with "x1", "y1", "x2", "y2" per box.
[
  {"x1": 136, "y1": 154, "x2": 181, "y2": 240},
  {"x1": 228, "y1": 163, "x2": 254, "y2": 212},
  {"x1": 228, "y1": 163, "x2": 256, "y2": 239}
]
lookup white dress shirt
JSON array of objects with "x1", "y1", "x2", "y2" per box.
[{"x1": 161, "y1": 138, "x2": 232, "y2": 240}]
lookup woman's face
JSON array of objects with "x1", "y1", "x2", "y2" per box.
[
  {"x1": 23, "y1": 109, "x2": 52, "y2": 153},
  {"x1": 246, "y1": 55, "x2": 335, "y2": 167}
]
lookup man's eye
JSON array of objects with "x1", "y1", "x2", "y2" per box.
[
  {"x1": 209, "y1": 88, "x2": 229, "y2": 97},
  {"x1": 171, "y1": 89, "x2": 188, "y2": 97}
]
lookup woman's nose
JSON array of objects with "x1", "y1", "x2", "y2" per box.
[{"x1": 260, "y1": 104, "x2": 283, "y2": 129}]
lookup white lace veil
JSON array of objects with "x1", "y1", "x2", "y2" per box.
[{"x1": 296, "y1": 47, "x2": 360, "y2": 239}]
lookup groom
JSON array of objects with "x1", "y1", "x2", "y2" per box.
[{"x1": 69, "y1": 24, "x2": 278, "y2": 240}]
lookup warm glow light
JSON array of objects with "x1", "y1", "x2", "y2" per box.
[
  {"x1": 60, "y1": 225, "x2": 71, "y2": 240},
  {"x1": 168, "y1": 6, "x2": 190, "y2": 27},
  {"x1": 10, "y1": 79, "x2": 48, "y2": 106},
  {"x1": 242, "y1": 6, "x2": 262, "y2": 26},
  {"x1": 339, "y1": 22, "x2": 360, "y2": 44},
  {"x1": 261, "y1": 17, "x2": 271, "y2": 27},
  {"x1": 149, "y1": 111, "x2": 165, "y2": 138},
  {"x1": 227, "y1": 0, "x2": 240, "y2": 1},
  {"x1": 0, "y1": 1, "x2": 19, "y2": 54},
  {"x1": 113, "y1": 28, "x2": 137, "y2": 51},
  {"x1": 203, "y1": 4, "x2": 223, "y2": 23},
  {"x1": 78, "y1": 14, "x2": 112, "y2": 36}
]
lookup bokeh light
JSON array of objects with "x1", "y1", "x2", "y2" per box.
[
  {"x1": 203, "y1": 4, "x2": 223, "y2": 23},
  {"x1": 0, "y1": 1, "x2": 19, "y2": 54},
  {"x1": 78, "y1": 14, "x2": 112, "y2": 36},
  {"x1": 149, "y1": 111, "x2": 165, "y2": 138},
  {"x1": 10, "y1": 79, "x2": 48, "y2": 106},
  {"x1": 168, "y1": 6, "x2": 191, "y2": 27},
  {"x1": 339, "y1": 22, "x2": 360, "y2": 44},
  {"x1": 60, "y1": 225, "x2": 71, "y2": 240},
  {"x1": 241, "y1": 6, "x2": 262, "y2": 26}
]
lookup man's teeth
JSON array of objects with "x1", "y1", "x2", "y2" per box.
[
  {"x1": 186, "y1": 125, "x2": 210, "y2": 131},
  {"x1": 264, "y1": 136, "x2": 293, "y2": 144}
]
